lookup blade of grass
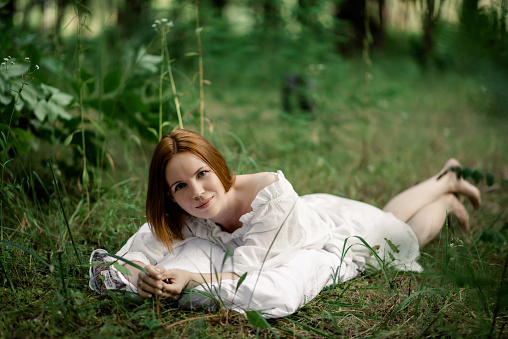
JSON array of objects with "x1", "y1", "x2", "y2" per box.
[{"x1": 48, "y1": 157, "x2": 81, "y2": 265}]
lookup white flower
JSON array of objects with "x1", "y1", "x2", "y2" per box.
[
  {"x1": 167, "y1": 21, "x2": 174, "y2": 27},
  {"x1": 3, "y1": 58, "x2": 7, "y2": 61},
  {"x1": 35, "y1": 65, "x2": 40, "y2": 70},
  {"x1": 152, "y1": 23, "x2": 156, "y2": 28},
  {"x1": 1, "y1": 62, "x2": 5, "y2": 66},
  {"x1": 161, "y1": 18, "x2": 168, "y2": 22},
  {"x1": 11, "y1": 62, "x2": 14, "y2": 65},
  {"x1": 155, "y1": 20, "x2": 161, "y2": 24},
  {"x1": 25, "y1": 57, "x2": 29, "y2": 60}
]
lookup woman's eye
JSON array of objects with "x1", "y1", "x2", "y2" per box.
[
  {"x1": 197, "y1": 171, "x2": 207, "y2": 178},
  {"x1": 174, "y1": 183, "x2": 185, "y2": 192}
]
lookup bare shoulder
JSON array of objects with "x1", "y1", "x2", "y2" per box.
[{"x1": 236, "y1": 172, "x2": 278, "y2": 195}]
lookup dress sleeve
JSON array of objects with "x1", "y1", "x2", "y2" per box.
[
  {"x1": 115, "y1": 221, "x2": 204, "y2": 266},
  {"x1": 222, "y1": 171, "x2": 308, "y2": 275}
]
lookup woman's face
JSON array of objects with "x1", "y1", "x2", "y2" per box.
[{"x1": 165, "y1": 152, "x2": 226, "y2": 220}]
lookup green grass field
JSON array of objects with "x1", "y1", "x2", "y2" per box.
[{"x1": 1, "y1": 37, "x2": 508, "y2": 338}]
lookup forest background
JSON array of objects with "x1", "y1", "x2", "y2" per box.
[{"x1": 1, "y1": 0, "x2": 508, "y2": 337}]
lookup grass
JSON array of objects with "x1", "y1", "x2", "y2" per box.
[{"x1": 2, "y1": 35, "x2": 508, "y2": 338}]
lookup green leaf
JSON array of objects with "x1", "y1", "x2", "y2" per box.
[
  {"x1": 0, "y1": 76, "x2": 10, "y2": 95},
  {"x1": 462, "y1": 167, "x2": 473, "y2": 180},
  {"x1": 185, "y1": 52, "x2": 199, "y2": 57},
  {"x1": 50, "y1": 91, "x2": 73, "y2": 106},
  {"x1": 34, "y1": 100, "x2": 49, "y2": 121},
  {"x1": 384, "y1": 238, "x2": 400, "y2": 253},
  {"x1": 235, "y1": 272, "x2": 248, "y2": 293},
  {"x1": 245, "y1": 310, "x2": 270, "y2": 328},
  {"x1": 0, "y1": 92, "x2": 12, "y2": 105},
  {"x1": 63, "y1": 130, "x2": 80, "y2": 148},
  {"x1": 46, "y1": 100, "x2": 72, "y2": 122},
  {"x1": 195, "y1": 27, "x2": 203, "y2": 34},
  {"x1": 19, "y1": 84, "x2": 39, "y2": 110},
  {"x1": 82, "y1": 168, "x2": 89, "y2": 189},
  {"x1": 103, "y1": 69, "x2": 122, "y2": 94},
  {"x1": 472, "y1": 170, "x2": 484, "y2": 184},
  {"x1": 88, "y1": 117, "x2": 105, "y2": 135},
  {"x1": 113, "y1": 261, "x2": 131, "y2": 276},
  {"x1": 147, "y1": 127, "x2": 158, "y2": 140},
  {"x1": 486, "y1": 173, "x2": 495, "y2": 186}
]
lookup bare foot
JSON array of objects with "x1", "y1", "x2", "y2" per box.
[
  {"x1": 445, "y1": 193, "x2": 470, "y2": 232},
  {"x1": 438, "y1": 158, "x2": 482, "y2": 209}
]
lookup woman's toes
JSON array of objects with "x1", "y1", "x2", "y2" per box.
[{"x1": 460, "y1": 180, "x2": 482, "y2": 209}]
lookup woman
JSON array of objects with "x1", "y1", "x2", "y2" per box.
[{"x1": 94, "y1": 129, "x2": 481, "y2": 302}]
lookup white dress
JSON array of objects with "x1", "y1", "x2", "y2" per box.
[{"x1": 118, "y1": 171, "x2": 422, "y2": 280}]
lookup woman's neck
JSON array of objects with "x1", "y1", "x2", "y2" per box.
[
  {"x1": 211, "y1": 188, "x2": 249, "y2": 232},
  {"x1": 210, "y1": 172, "x2": 277, "y2": 233}
]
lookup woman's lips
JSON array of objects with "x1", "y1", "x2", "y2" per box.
[{"x1": 196, "y1": 197, "x2": 213, "y2": 209}]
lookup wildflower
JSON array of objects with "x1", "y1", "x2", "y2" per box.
[
  {"x1": 25, "y1": 57, "x2": 29, "y2": 60},
  {"x1": 35, "y1": 65, "x2": 39, "y2": 70},
  {"x1": 1, "y1": 62, "x2": 5, "y2": 66},
  {"x1": 152, "y1": 23, "x2": 156, "y2": 28},
  {"x1": 155, "y1": 20, "x2": 161, "y2": 24},
  {"x1": 3, "y1": 58, "x2": 7, "y2": 61},
  {"x1": 167, "y1": 21, "x2": 174, "y2": 27},
  {"x1": 161, "y1": 18, "x2": 168, "y2": 22},
  {"x1": 11, "y1": 62, "x2": 14, "y2": 65}
]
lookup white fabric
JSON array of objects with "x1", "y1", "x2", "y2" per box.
[
  {"x1": 112, "y1": 170, "x2": 422, "y2": 317},
  {"x1": 121, "y1": 237, "x2": 343, "y2": 318},
  {"x1": 118, "y1": 171, "x2": 421, "y2": 276}
]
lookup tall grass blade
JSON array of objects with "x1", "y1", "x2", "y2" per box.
[
  {"x1": 48, "y1": 157, "x2": 81, "y2": 265},
  {"x1": 98, "y1": 252, "x2": 150, "y2": 276},
  {"x1": 1, "y1": 239, "x2": 52, "y2": 269}
]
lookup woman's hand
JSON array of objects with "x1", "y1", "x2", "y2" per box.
[
  {"x1": 136, "y1": 265, "x2": 177, "y2": 299},
  {"x1": 161, "y1": 269, "x2": 194, "y2": 298}
]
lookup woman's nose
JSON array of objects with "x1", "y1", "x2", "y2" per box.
[{"x1": 191, "y1": 182, "x2": 205, "y2": 198}]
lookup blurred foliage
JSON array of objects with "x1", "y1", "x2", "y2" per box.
[{"x1": 0, "y1": 0, "x2": 507, "y2": 190}]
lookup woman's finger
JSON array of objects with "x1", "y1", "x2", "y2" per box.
[{"x1": 144, "y1": 265, "x2": 164, "y2": 280}]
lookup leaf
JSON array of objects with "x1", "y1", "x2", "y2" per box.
[
  {"x1": 63, "y1": 130, "x2": 80, "y2": 148},
  {"x1": 82, "y1": 168, "x2": 89, "y2": 189},
  {"x1": 42, "y1": 83, "x2": 73, "y2": 106},
  {"x1": 103, "y1": 69, "x2": 122, "y2": 94},
  {"x1": 245, "y1": 310, "x2": 270, "y2": 328},
  {"x1": 462, "y1": 167, "x2": 473, "y2": 180},
  {"x1": 46, "y1": 100, "x2": 72, "y2": 122},
  {"x1": 147, "y1": 127, "x2": 158, "y2": 140},
  {"x1": 235, "y1": 272, "x2": 248, "y2": 293},
  {"x1": 472, "y1": 169, "x2": 484, "y2": 184},
  {"x1": 19, "y1": 84, "x2": 39, "y2": 110},
  {"x1": 50, "y1": 91, "x2": 74, "y2": 106},
  {"x1": 88, "y1": 117, "x2": 105, "y2": 135},
  {"x1": 384, "y1": 238, "x2": 400, "y2": 253},
  {"x1": 486, "y1": 172, "x2": 495, "y2": 186},
  {"x1": 195, "y1": 27, "x2": 203, "y2": 34},
  {"x1": 34, "y1": 100, "x2": 49, "y2": 122},
  {"x1": 0, "y1": 92, "x2": 11, "y2": 105},
  {"x1": 113, "y1": 261, "x2": 131, "y2": 276},
  {"x1": 185, "y1": 52, "x2": 199, "y2": 57}
]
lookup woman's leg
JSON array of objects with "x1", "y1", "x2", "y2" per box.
[
  {"x1": 383, "y1": 159, "x2": 481, "y2": 223},
  {"x1": 406, "y1": 193, "x2": 470, "y2": 248}
]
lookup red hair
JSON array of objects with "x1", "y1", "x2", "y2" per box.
[{"x1": 146, "y1": 129, "x2": 235, "y2": 251}]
